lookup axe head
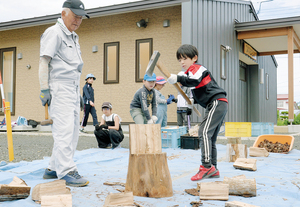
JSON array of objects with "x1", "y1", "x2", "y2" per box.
[
  {"x1": 41, "y1": 119, "x2": 53, "y2": 126},
  {"x1": 145, "y1": 51, "x2": 160, "y2": 77}
]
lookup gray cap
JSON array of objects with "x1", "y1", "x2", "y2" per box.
[
  {"x1": 63, "y1": 0, "x2": 89, "y2": 18},
  {"x1": 102, "y1": 102, "x2": 112, "y2": 109}
]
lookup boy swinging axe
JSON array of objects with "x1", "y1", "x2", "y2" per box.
[{"x1": 145, "y1": 51, "x2": 201, "y2": 117}]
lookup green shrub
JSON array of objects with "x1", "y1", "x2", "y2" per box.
[{"x1": 281, "y1": 111, "x2": 288, "y2": 114}]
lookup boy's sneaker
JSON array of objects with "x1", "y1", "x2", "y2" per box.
[
  {"x1": 60, "y1": 171, "x2": 89, "y2": 187},
  {"x1": 191, "y1": 165, "x2": 217, "y2": 181},
  {"x1": 43, "y1": 168, "x2": 58, "y2": 179},
  {"x1": 79, "y1": 128, "x2": 87, "y2": 133},
  {"x1": 209, "y1": 169, "x2": 220, "y2": 178}
]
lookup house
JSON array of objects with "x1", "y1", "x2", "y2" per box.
[
  {"x1": 277, "y1": 94, "x2": 298, "y2": 110},
  {"x1": 0, "y1": 0, "x2": 282, "y2": 124}
]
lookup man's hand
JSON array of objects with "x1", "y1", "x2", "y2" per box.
[
  {"x1": 151, "y1": 115, "x2": 158, "y2": 123},
  {"x1": 89, "y1": 101, "x2": 95, "y2": 107},
  {"x1": 187, "y1": 108, "x2": 192, "y2": 115},
  {"x1": 187, "y1": 98, "x2": 194, "y2": 109},
  {"x1": 167, "y1": 74, "x2": 177, "y2": 84},
  {"x1": 147, "y1": 119, "x2": 154, "y2": 124},
  {"x1": 40, "y1": 89, "x2": 51, "y2": 106},
  {"x1": 80, "y1": 96, "x2": 84, "y2": 111}
]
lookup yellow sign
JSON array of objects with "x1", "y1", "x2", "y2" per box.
[{"x1": 244, "y1": 43, "x2": 257, "y2": 60}]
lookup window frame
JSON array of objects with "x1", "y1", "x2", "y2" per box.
[
  {"x1": 103, "y1": 42, "x2": 120, "y2": 84},
  {"x1": 135, "y1": 38, "x2": 153, "y2": 82},
  {"x1": 239, "y1": 60, "x2": 247, "y2": 82},
  {"x1": 220, "y1": 45, "x2": 227, "y2": 80},
  {"x1": 0, "y1": 47, "x2": 16, "y2": 115}
]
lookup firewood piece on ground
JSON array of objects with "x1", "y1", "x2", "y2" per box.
[
  {"x1": 233, "y1": 158, "x2": 257, "y2": 171},
  {"x1": 225, "y1": 200, "x2": 260, "y2": 207},
  {"x1": 199, "y1": 182, "x2": 229, "y2": 201},
  {"x1": 103, "y1": 192, "x2": 134, "y2": 207},
  {"x1": 185, "y1": 188, "x2": 199, "y2": 196},
  {"x1": 226, "y1": 144, "x2": 247, "y2": 162},
  {"x1": 0, "y1": 176, "x2": 31, "y2": 201},
  {"x1": 103, "y1": 181, "x2": 126, "y2": 187},
  {"x1": 249, "y1": 147, "x2": 269, "y2": 157},
  {"x1": 223, "y1": 176, "x2": 256, "y2": 197},
  {"x1": 32, "y1": 180, "x2": 71, "y2": 204},
  {"x1": 190, "y1": 201, "x2": 203, "y2": 207},
  {"x1": 41, "y1": 194, "x2": 72, "y2": 207}
]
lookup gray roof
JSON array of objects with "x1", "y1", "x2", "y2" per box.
[{"x1": 0, "y1": 0, "x2": 188, "y2": 32}]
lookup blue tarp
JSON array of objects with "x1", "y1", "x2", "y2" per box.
[{"x1": 0, "y1": 145, "x2": 300, "y2": 206}]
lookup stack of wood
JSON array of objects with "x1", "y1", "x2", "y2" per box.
[
  {"x1": 258, "y1": 139, "x2": 290, "y2": 153},
  {"x1": 0, "y1": 176, "x2": 31, "y2": 201}
]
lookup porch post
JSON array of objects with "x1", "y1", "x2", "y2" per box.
[{"x1": 288, "y1": 27, "x2": 294, "y2": 121}]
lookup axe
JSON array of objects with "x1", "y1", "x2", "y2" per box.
[
  {"x1": 146, "y1": 51, "x2": 201, "y2": 117},
  {"x1": 41, "y1": 103, "x2": 53, "y2": 126}
]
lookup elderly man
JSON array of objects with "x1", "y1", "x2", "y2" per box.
[{"x1": 39, "y1": 0, "x2": 89, "y2": 187}]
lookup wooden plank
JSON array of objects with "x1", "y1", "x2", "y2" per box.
[
  {"x1": 249, "y1": 147, "x2": 269, "y2": 157},
  {"x1": 237, "y1": 27, "x2": 288, "y2": 39},
  {"x1": 32, "y1": 180, "x2": 71, "y2": 204},
  {"x1": 233, "y1": 158, "x2": 257, "y2": 171},
  {"x1": 259, "y1": 50, "x2": 300, "y2": 56},
  {"x1": 199, "y1": 182, "x2": 229, "y2": 201},
  {"x1": 103, "y1": 192, "x2": 134, "y2": 207},
  {"x1": 225, "y1": 201, "x2": 260, "y2": 207},
  {"x1": 129, "y1": 124, "x2": 162, "y2": 154},
  {"x1": 41, "y1": 194, "x2": 72, "y2": 207},
  {"x1": 226, "y1": 144, "x2": 247, "y2": 162},
  {"x1": 223, "y1": 176, "x2": 256, "y2": 197},
  {"x1": 293, "y1": 30, "x2": 300, "y2": 52}
]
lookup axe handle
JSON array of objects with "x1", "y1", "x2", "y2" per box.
[
  {"x1": 156, "y1": 60, "x2": 201, "y2": 117},
  {"x1": 45, "y1": 103, "x2": 49, "y2": 120}
]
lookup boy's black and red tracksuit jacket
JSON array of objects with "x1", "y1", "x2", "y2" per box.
[{"x1": 177, "y1": 63, "x2": 227, "y2": 106}]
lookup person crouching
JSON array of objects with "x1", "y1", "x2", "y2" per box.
[{"x1": 94, "y1": 102, "x2": 124, "y2": 149}]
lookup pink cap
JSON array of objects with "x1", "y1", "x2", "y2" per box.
[{"x1": 156, "y1": 76, "x2": 167, "y2": 84}]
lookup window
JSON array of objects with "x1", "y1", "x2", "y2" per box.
[
  {"x1": 239, "y1": 60, "x2": 247, "y2": 82},
  {"x1": 265, "y1": 73, "x2": 269, "y2": 100},
  {"x1": 136, "y1": 38, "x2": 153, "y2": 82},
  {"x1": 220, "y1": 45, "x2": 226, "y2": 80},
  {"x1": 0, "y1": 48, "x2": 16, "y2": 115},
  {"x1": 104, "y1": 42, "x2": 119, "y2": 84}
]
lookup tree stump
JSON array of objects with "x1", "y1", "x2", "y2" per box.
[
  {"x1": 125, "y1": 153, "x2": 173, "y2": 197},
  {"x1": 226, "y1": 144, "x2": 247, "y2": 162},
  {"x1": 223, "y1": 175, "x2": 256, "y2": 197}
]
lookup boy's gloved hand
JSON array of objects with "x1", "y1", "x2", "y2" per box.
[
  {"x1": 167, "y1": 94, "x2": 175, "y2": 104},
  {"x1": 147, "y1": 119, "x2": 154, "y2": 124},
  {"x1": 187, "y1": 98, "x2": 194, "y2": 109},
  {"x1": 151, "y1": 116, "x2": 158, "y2": 123},
  {"x1": 95, "y1": 124, "x2": 101, "y2": 131},
  {"x1": 187, "y1": 108, "x2": 192, "y2": 115},
  {"x1": 39, "y1": 89, "x2": 51, "y2": 106},
  {"x1": 167, "y1": 74, "x2": 177, "y2": 84}
]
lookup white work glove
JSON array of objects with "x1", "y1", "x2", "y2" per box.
[
  {"x1": 167, "y1": 74, "x2": 178, "y2": 84},
  {"x1": 151, "y1": 115, "x2": 158, "y2": 123},
  {"x1": 187, "y1": 98, "x2": 194, "y2": 109},
  {"x1": 147, "y1": 119, "x2": 154, "y2": 124}
]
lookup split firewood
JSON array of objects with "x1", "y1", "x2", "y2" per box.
[
  {"x1": 0, "y1": 176, "x2": 31, "y2": 201},
  {"x1": 199, "y1": 182, "x2": 229, "y2": 201},
  {"x1": 104, "y1": 181, "x2": 126, "y2": 187},
  {"x1": 226, "y1": 144, "x2": 247, "y2": 162},
  {"x1": 233, "y1": 158, "x2": 257, "y2": 171},
  {"x1": 249, "y1": 147, "x2": 269, "y2": 157},
  {"x1": 190, "y1": 201, "x2": 203, "y2": 207},
  {"x1": 32, "y1": 180, "x2": 71, "y2": 204},
  {"x1": 41, "y1": 194, "x2": 72, "y2": 207},
  {"x1": 103, "y1": 192, "x2": 134, "y2": 207},
  {"x1": 225, "y1": 200, "x2": 260, "y2": 207},
  {"x1": 258, "y1": 139, "x2": 290, "y2": 153},
  {"x1": 223, "y1": 175, "x2": 256, "y2": 197},
  {"x1": 185, "y1": 188, "x2": 199, "y2": 196}
]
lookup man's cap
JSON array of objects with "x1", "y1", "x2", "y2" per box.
[
  {"x1": 144, "y1": 73, "x2": 156, "y2": 82},
  {"x1": 85, "y1": 73, "x2": 96, "y2": 80},
  {"x1": 63, "y1": 0, "x2": 90, "y2": 19},
  {"x1": 102, "y1": 102, "x2": 112, "y2": 109},
  {"x1": 156, "y1": 76, "x2": 167, "y2": 85}
]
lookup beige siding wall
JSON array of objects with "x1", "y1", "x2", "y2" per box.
[{"x1": 0, "y1": 6, "x2": 182, "y2": 124}]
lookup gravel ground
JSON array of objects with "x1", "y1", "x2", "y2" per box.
[{"x1": 0, "y1": 131, "x2": 299, "y2": 163}]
